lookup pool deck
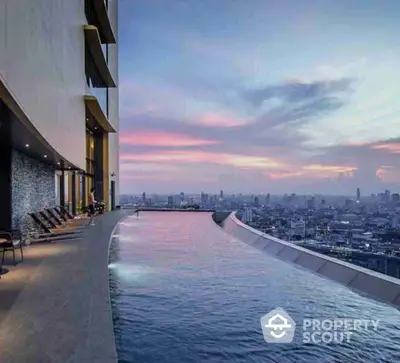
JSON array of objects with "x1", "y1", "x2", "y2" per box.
[{"x1": 0, "y1": 210, "x2": 128, "y2": 363}]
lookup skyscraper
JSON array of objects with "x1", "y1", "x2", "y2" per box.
[
  {"x1": 356, "y1": 188, "x2": 361, "y2": 201},
  {"x1": 265, "y1": 193, "x2": 271, "y2": 206},
  {"x1": 0, "y1": 0, "x2": 119, "y2": 232}
]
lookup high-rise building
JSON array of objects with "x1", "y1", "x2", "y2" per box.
[
  {"x1": 220, "y1": 189, "x2": 224, "y2": 199},
  {"x1": 356, "y1": 188, "x2": 361, "y2": 201},
  {"x1": 180, "y1": 192, "x2": 185, "y2": 202},
  {"x1": 142, "y1": 192, "x2": 146, "y2": 203},
  {"x1": 254, "y1": 196, "x2": 260, "y2": 207},
  {"x1": 242, "y1": 208, "x2": 253, "y2": 223},
  {"x1": 0, "y1": 1, "x2": 119, "y2": 232},
  {"x1": 307, "y1": 197, "x2": 316, "y2": 210}
]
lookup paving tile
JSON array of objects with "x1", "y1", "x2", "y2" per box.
[{"x1": 0, "y1": 211, "x2": 129, "y2": 363}]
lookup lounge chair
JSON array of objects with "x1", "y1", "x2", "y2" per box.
[
  {"x1": 39, "y1": 211, "x2": 60, "y2": 229},
  {"x1": 54, "y1": 207, "x2": 68, "y2": 221},
  {"x1": 47, "y1": 208, "x2": 88, "y2": 227},
  {"x1": 56, "y1": 206, "x2": 74, "y2": 220},
  {"x1": 45, "y1": 208, "x2": 64, "y2": 226},
  {"x1": 29, "y1": 213, "x2": 82, "y2": 236},
  {"x1": 0, "y1": 230, "x2": 24, "y2": 266},
  {"x1": 25, "y1": 230, "x2": 83, "y2": 244}
]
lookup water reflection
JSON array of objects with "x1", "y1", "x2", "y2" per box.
[{"x1": 110, "y1": 212, "x2": 400, "y2": 363}]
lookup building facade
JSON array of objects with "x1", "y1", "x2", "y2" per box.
[{"x1": 0, "y1": 0, "x2": 119, "y2": 232}]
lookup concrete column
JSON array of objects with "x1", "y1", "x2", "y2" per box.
[
  {"x1": 60, "y1": 170, "x2": 65, "y2": 207},
  {"x1": 71, "y1": 172, "x2": 76, "y2": 215}
]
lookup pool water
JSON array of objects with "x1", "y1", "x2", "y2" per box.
[{"x1": 109, "y1": 212, "x2": 400, "y2": 363}]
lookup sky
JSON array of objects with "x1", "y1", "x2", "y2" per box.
[{"x1": 118, "y1": 0, "x2": 400, "y2": 195}]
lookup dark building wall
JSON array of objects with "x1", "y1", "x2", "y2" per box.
[
  {"x1": 0, "y1": 101, "x2": 12, "y2": 231},
  {"x1": 11, "y1": 150, "x2": 56, "y2": 232}
]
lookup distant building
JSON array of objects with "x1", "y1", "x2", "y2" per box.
[
  {"x1": 356, "y1": 187, "x2": 361, "y2": 202},
  {"x1": 307, "y1": 197, "x2": 316, "y2": 209},
  {"x1": 265, "y1": 193, "x2": 271, "y2": 206},
  {"x1": 254, "y1": 196, "x2": 260, "y2": 207},
  {"x1": 385, "y1": 190, "x2": 391, "y2": 203},
  {"x1": 142, "y1": 192, "x2": 146, "y2": 203},
  {"x1": 180, "y1": 192, "x2": 185, "y2": 202},
  {"x1": 291, "y1": 220, "x2": 305, "y2": 238},
  {"x1": 242, "y1": 208, "x2": 253, "y2": 223},
  {"x1": 392, "y1": 193, "x2": 400, "y2": 203},
  {"x1": 201, "y1": 192, "x2": 209, "y2": 205},
  {"x1": 167, "y1": 196, "x2": 173, "y2": 207},
  {"x1": 220, "y1": 189, "x2": 224, "y2": 199},
  {"x1": 345, "y1": 199, "x2": 353, "y2": 209}
]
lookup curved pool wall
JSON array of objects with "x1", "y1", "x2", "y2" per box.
[{"x1": 217, "y1": 212, "x2": 400, "y2": 309}]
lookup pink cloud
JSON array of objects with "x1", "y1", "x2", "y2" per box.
[
  {"x1": 376, "y1": 165, "x2": 399, "y2": 182},
  {"x1": 120, "y1": 131, "x2": 220, "y2": 147},
  {"x1": 267, "y1": 164, "x2": 358, "y2": 180},
  {"x1": 194, "y1": 112, "x2": 250, "y2": 127},
  {"x1": 120, "y1": 150, "x2": 285, "y2": 169},
  {"x1": 372, "y1": 143, "x2": 400, "y2": 154},
  {"x1": 302, "y1": 164, "x2": 357, "y2": 173}
]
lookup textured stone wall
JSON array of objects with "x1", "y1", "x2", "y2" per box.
[{"x1": 11, "y1": 150, "x2": 56, "y2": 233}]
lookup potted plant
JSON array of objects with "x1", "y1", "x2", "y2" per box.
[{"x1": 98, "y1": 201, "x2": 106, "y2": 214}]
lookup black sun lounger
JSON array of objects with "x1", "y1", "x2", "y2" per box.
[
  {"x1": 54, "y1": 207, "x2": 68, "y2": 221},
  {"x1": 26, "y1": 231, "x2": 83, "y2": 244},
  {"x1": 29, "y1": 213, "x2": 82, "y2": 236},
  {"x1": 45, "y1": 208, "x2": 64, "y2": 226},
  {"x1": 45, "y1": 209, "x2": 87, "y2": 231},
  {"x1": 57, "y1": 206, "x2": 74, "y2": 220},
  {"x1": 39, "y1": 211, "x2": 59, "y2": 229}
]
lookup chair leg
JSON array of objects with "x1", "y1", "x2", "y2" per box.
[
  {"x1": 20, "y1": 245, "x2": 24, "y2": 262},
  {"x1": 2, "y1": 250, "x2": 4, "y2": 264},
  {"x1": 13, "y1": 249, "x2": 16, "y2": 266}
]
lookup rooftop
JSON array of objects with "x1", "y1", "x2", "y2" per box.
[{"x1": 0, "y1": 211, "x2": 128, "y2": 363}]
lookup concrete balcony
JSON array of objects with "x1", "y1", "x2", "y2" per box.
[
  {"x1": 84, "y1": 95, "x2": 116, "y2": 133},
  {"x1": 84, "y1": 25, "x2": 116, "y2": 88},
  {"x1": 90, "y1": 0, "x2": 116, "y2": 44}
]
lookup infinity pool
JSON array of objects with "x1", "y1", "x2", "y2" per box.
[{"x1": 109, "y1": 212, "x2": 400, "y2": 363}]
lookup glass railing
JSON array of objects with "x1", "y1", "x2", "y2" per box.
[
  {"x1": 101, "y1": 43, "x2": 108, "y2": 63},
  {"x1": 87, "y1": 77, "x2": 109, "y2": 117}
]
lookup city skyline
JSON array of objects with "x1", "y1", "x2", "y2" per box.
[{"x1": 119, "y1": 0, "x2": 400, "y2": 195}]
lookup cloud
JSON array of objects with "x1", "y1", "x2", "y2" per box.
[
  {"x1": 266, "y1": 164, "x2": 357, "y2": 180},
  {"x1": 244, "y1": 78, "x2": 354, "y2": 107},
  {"x1": 255, "y1": 96, "x2": 346, "y2": 129},
  {"x1": 371, "y1": 142, "x2": 400, "y2": 154},
  {"x1": 120, "y1": 150, "x2": 285, "y2": 169},
  {"x1": 376, "y1": 165, "x2": 400, "y2": 182},
  {"x1": 120, "y1": 131, "x2": 220, "y2": 147},
  {"x1": 192, "y1": 112, "x2": 250, "y2": 128}
]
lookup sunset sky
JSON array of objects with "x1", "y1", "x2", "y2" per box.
[{"x1": 118, "y1": 0, "x2": 400, "y2": 195}]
